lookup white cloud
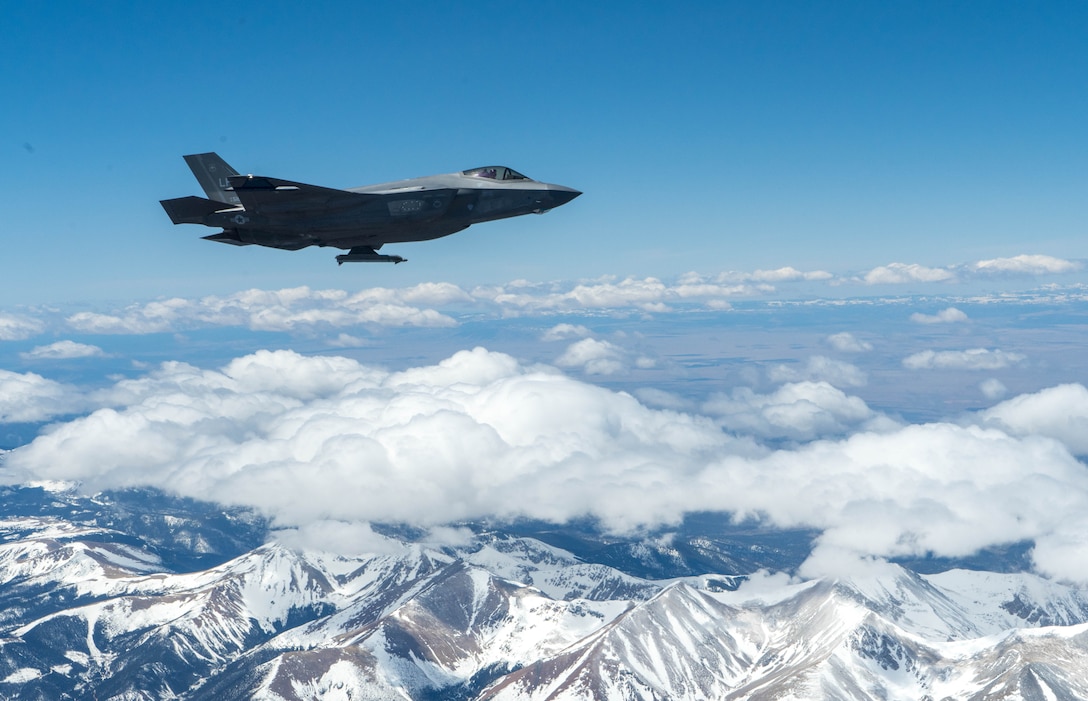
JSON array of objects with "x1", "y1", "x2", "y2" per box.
[
  {"x1": 972, "y1": 254, "x2": 1082, "y2": 276},
  {"x1": 863, "y1": 263, "x2": 957, "y2": 285},
  {"x1": 729, "y1": 424, "x2": 1088, "y2": 580},
  {"x1": 327, "y1": 333, "x2": 368, "y2": 348},
  {"x1": 0, "y1": 370, "x2": 84, "y2": 422},
  {"x1": 910, "y1": 307, "x2": 968, "y2": 324},
  {"x1": 421, "y1": 526, "x2": 477, "y2": 549},
  {"x1": 633, "y1": 388, "x2": 693, "y2": 412},
  {"x1": 1031, "y1": 523, "x2": 1088, "y2": 582},
  {"x1": 711, "y1": 267, "x2": 833, "y2": 284},
  {"x1": 67, "y1": 298, "x2": 189, "y2": 334},
  {"x1": 854, "y1": 253, "x2": 1083, "y2": 288},
  {"x1": 979, "y1": 378, "x2": 1008, "y2": 400},
  {"x1": 3, "y1": 349, "x2": 750, "y2": 532},
  {"x1": 703, "y1": 381, "x2": 885, "y2": 442},
  {"x1": 66, "y1": 286, "x2": 458, "y2": 335},
  {"x1": 396, "y1": 282, "x2": 475, "y2": 306},
  {"x1": 555, "y1": 338, "x2": 626, "y2": 375},
  {"x1": 541, "y1": 324, "x2": 591, "y2": 342},
  {"x1": 8, "y1": 349, "x2": 1088, "y2": 582},
  {"x1": 826, "y1": 332, "x2": 873, "y2": 353},
  {"x1": 768, "y1": 356, "x2": 868, "y2": 388},
  {"x1": 19, "y1": 258, "x2": 1087, "y2": 345},
  {"x1": 747, "y1": 267, "x2": 834, "y2": 283},
  {"x1": 10, "y1": 258, "x2": 1088, "y2": 346},
  {"x1": 272, "y1": 520, "x2": 405, "y2": 556},
  {"x1": 474, "y1": 277, "x2": 670, "y2": 313},
  {"x1": 903, "y1": 348, "x2": 1025, "y2": 371},
  {"x1": 798, "y1": 545, "x2": 905, "y2": 581},
  {"x1": 0, "y1": 313, "x2": 45, "y2": 341},
  {"x1": 474, "y1": 274, "x2": 775, "y2": 314},
  {"x1": 20, "y1": 341, "x2": 104, "y2": 360},
  {"x1": 674, "y1": 273, "x2": 774, "y2": 299},
  {"x1": 979, "y1": 384, "x2": 1088, "y2": 455}
]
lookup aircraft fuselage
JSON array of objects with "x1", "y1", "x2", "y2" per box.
[{"x1": 160, "y1": 155, "x2": 580, "y2": 264}]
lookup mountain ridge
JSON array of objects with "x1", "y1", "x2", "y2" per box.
[{"x1": 1, "y1": 484, "x2": 1087, "y2": 700}]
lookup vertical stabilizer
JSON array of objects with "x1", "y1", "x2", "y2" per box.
[{"x1": 183, "y1": 153, "x2": 241, "y2": 205}]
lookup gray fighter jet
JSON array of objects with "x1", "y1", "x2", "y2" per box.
[{"x1": 161, "y1": 153, "x2": 580, "y2": 264}]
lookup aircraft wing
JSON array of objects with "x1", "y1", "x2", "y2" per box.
[{"x1": 227, "y1": 174, "x2": 379, "y2": 213}]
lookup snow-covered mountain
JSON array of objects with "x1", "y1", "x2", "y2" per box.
[{"x1": 1, "y1": 484, "x2": 1087, "y2": 700}]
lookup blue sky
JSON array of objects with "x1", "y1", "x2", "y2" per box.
[
  {"x1": 3, "y1": 2, "x2": 1086, "y2": 302},
  {"x1": 4, "y1": 3, "x2": 1088, "y2": 580}
]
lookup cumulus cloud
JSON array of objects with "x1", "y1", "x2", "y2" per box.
[
  {"x1": 979, "y1": 378, "x2": 1008, "y2": 400},
  {"x1": 703, "y1": 382, "x2": 885, "y2": 442},
  {"x1": 910, "y1": 307, "x2": 968, "y2": 324},
  {"x1": 474, "y1": 273, "x2": 777, "y2": 314},
  {"x1": 971, "y1": 254, "x2": 1082, "y2": 276},
  {"x1": 3, "y1": 349, "x2": 749, "y2": 531},
  {"x1": 67, "y1": 298, "x2": 194, "y2": 334},
  {"x1": 11, "y1": 258, "x2": 1087, "y2": 347},
  {"x1": 0, "y1": 370, "x2": 84, "y2": 422},
  {"x1": 826, "y1": 332, "x2": 873, "y2": 353},
  {"x1": 863, "y1": 262, "x2": 957, "y2": 285},
  {"x1": 768, "y1": 356, "x2": 867, "y2": 388},
  {"x1": 799, "y1": 546, "x2": 906, "y2": 581},
  {"x1": 903, "y1": 348, "x2": 1025, "y2": 370},
  {"x1": 470, "y1": 265, "x2": 831, "y2": 315},
  {"x1": 728, "y1": 424, "x2": 1088, "y2": 582},
  {"x1": 979, "y1": 384, "x2": 1088, "y2": 455},
  {"x1": 1031, "y1": 524, "x2": 1088, "y2": 582},
  {"x1": 273, "y1": 520, "x2": 405, "y2": 556},
  {"x1": 395, "y1": 282, "x2": 475, "y2": 306},
  {"x1": 474, "y1": 277, "x2": 673, "y2": 313},
  {"x1": 0, "y1": 313, "x2": 45, "y2": 341},
  {"x1": 7, "y1": 349, "x2": 1088, "y2": 582},
  {"x1": 747, "y1": 267, "x2": 834, "y2": 283},
  {"x1": 555, "y1": 338, "x2": 626, "y2": 375},
  {"x1": 66, "y1": 285, "x2": 458, "y2": 335},
  {"x1": 327, "y1": 333, "x2": 368, "y2": 348},
  {"x1": 857, "y1": 254, "x2": 1082, "y2": 287},
  {"x1": 20, "y1": 341, "x2": 104, "y2": 360},
  {"x1": 710, "y1": 267, "x2": 833, "y2": 284},
  {"x1": 633, "y1": 388, "x2": 693, "y2": 412},
  {"x1": 541, "y1": 324, "x2": 591, "y2": 342}
]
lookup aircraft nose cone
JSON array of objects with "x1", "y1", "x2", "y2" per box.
[{"x1": 548, "y1": 186, "x2": 581, "y2": 208}]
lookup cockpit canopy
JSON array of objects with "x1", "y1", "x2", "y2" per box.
[{"x1": 462, "y1": 166, "x2": 531, "y2": 181}]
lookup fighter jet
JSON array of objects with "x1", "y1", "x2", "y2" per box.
[{"x1": 160, "y1": 153, "x2": 581, "y2": 264}]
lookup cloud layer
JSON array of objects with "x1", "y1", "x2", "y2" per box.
[
  {"x1": 0, "y1": 370, "x2": 83, "y2": 422},
  {"x1": 1, "y1": 252, "x2": 1084, "y2": 341},
  {"x1": 826, "y1": 332, "x2": 873, "y2": 353},
  {"x1": 0, "y1": 313, "x2": 44, "y2": 341},
  {"x1": 981, "y1": 384, "x2": 1088, "y2": 455},
  {"x1": 972, "y1": 254, "x2": 1083, "y2": 275},
  {"x1": 910, "y1": 307, "x2": 968, "y2": 324},
  {"x1": 857, "y1": 254, "x2": 1083, "y2": 286},
  {"x1": 6, "y1": 347, "x2": 1088, "y2": 582},
  {"x1": 65, "y1": 285, "x2": 463, "y2": 335},
  {"x1": 903, "y1": 348, "x2": 1025, "y2": 370},
  {"x1": 863, "y1": 263, "x2": 957, "y2": 285},
  {"x1": 20, "y1": 341, "x2": 104, "y2": 360}
]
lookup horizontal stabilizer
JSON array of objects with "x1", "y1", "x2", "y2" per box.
[{"x1": 161, "y1": 196, "x2": 233, "y2": 225}]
